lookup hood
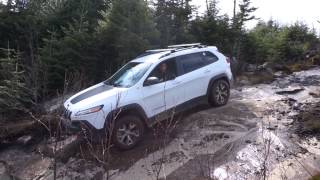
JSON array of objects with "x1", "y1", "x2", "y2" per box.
[
  {"x1": 70, "y1": 83, "x2": 113, "y2": 104},
  {"x1": 64, "y1": 83, "x2": 126, "y2": 108}
]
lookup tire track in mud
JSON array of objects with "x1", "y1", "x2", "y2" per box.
[
  {"x1": 167, "y1": 128, "x2": 258, "y2": 180},
  {"x1": 110, "y1": 100, "x2": 260, "y2": 180}
]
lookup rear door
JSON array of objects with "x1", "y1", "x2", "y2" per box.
[
  {"x1": 176, "y1": 51, "x2": 219, "y2": 102},
  {"x1": 163, "y1": 58, "x2": 185, "y2": 111}
]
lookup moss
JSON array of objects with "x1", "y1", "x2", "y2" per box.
[
  {"x1": 288, "y1": 62, "x2": 313, "y2": 72},
  {"x1": 310, "y1": 174, "x2": 320, "y2": 180},
  {"x1": 238, "y1": 71, "x2": 274, "y2": 85}
]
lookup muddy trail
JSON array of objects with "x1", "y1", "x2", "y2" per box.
[{"x1": 1, "y1": 67, "x2": 320, "y2": 180}]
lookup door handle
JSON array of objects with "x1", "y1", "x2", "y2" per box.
[{"x1": 173, "y1": 81, "x2": 181, "y2": 85}]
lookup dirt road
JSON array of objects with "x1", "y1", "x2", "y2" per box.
[
  {"x1": 107, "y1": 68, "x2": 320, "y2": 180},
  {"x1": 1, "y1": 67, "x2": 320, "y2": 180}
]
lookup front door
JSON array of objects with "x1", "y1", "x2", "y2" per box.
[{"x1": 141, "y1": 58, "x2": 182, "y2": 119}]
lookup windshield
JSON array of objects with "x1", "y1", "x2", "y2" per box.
[{"x1": 105, "y1": 62, "x2": 151, "y2": 87}]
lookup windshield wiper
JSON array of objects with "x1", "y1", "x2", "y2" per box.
[
  {"x1": 104, "y1": 81, "x2": 122, "y2": 87},
  {"x1": 104, "y1": 81, "x2": 112, "y2": 85}
]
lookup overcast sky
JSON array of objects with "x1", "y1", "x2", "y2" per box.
[
  {"x1": 191, "y1": 0, "x2": 320, "y2": 33},
  {"x1": 1, "y1": 0, "x2": 319, "y2": 33}
]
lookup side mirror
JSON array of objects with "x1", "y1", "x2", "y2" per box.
[{"x1": 144, "y1": 76, "x2": 160, "y2": 86}]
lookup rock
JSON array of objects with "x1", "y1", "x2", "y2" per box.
[
  {"x1": 258, "y1": 62, "x2": 274, "y2": 73},
  {"x1": 309, "y1": 92, "x2": 320, "y2": 98},
  {"x1": 261, "y1": 62, "x2": 273, "y2": 69},
  {"x1": 15, "y1": 157, "x2": 51, "y2": 180},
  {"x1": 16, "y1": 135, "x2": 33, "y2": 145},
  {"x1": 238, "y1": 79, "x2": 250, "y2": 86},
  {"x1": 0, "y1": 120, "x2": 38, "y2": 142},
  {"x1": 39, "y1": 135, "x2": 80, "y2": 162},
  {"x1": 276, "y1": 87, "x2": 304, "y2": 95},
  {"x1": 267, "y1": 126, "x2": 277, "y2": 131},
  {"x1": 237, "y1": 71, "x2": 274, "y2": 85},
  {"x1": 223, "y1": 135, "x2": 230, "y2": 139},
  {"x1": 292, "y1": 103, "x2": 302, "y2": 111},
  {"x1": 273, "y1": 64, "x2": 292, "y2": 74},
  {"x1": 42, "y1": 158, "x2": 105, "y2": 180},
  {"x1": 0, "y1": 162, "x2": 12, "y2": 180},
  {"x1": 246, "y1": 64, "x2": 258, "y2": 72},
  {"x1": 274, "y1": 71, "x2": 287, "y2": 78}
]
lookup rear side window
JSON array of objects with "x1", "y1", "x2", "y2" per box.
[
  {"x1": 177, "y1": 53, "x2": 204, "y2": 74},
  {"x1": 202, "y1": 51, "x2": 219, "y2": 65},
  {"x1": 177, "y1": 51, "x2": 219, "y2": 75}
]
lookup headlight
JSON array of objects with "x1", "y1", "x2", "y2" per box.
[{"x1": 75, "y1": 105, "x2": 104, "y2": 116}]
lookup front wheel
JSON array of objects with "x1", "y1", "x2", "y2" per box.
[
  {"x1": 209, "y1": 79, "x2": 230, "y2": 106},
  {"x1": 112, "y1": 115, "x2": 145, "y2": 150}
]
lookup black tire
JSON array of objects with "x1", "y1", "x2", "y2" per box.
[
  {"x1": 112, "y1": 115, "x2": 145, "y2": 150},
  {"x1": 209, "y1": 79, "x2": 230, "y2": 106}
]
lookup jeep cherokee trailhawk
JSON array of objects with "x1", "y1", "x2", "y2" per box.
[{"x1": 63, "y1": 43, "x2": 233, "y2": 149}]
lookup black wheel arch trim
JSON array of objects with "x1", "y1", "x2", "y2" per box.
[
  {"x1": 104, "y1": 103, "x2": 149, "y2": 129},
  {"x1": 206, "y1": 73, "x2": 230, "y2": 97}
]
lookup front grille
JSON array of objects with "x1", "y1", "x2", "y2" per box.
[{"x1": 63, "y1": 108, "x2": 72, "y2": 120}]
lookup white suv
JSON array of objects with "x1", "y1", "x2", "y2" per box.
[{"x1": 63, "y1": 43, "x2": 233, "y2": 149}]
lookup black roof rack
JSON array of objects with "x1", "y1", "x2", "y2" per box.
[
  {"x1": 137, "y1": 43, "x2": 208, "y2": 59},
  {"x1": 167, "y1": 43, "x2": 204, "y2": 49}
]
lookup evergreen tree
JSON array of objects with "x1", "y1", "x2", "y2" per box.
[
  {"x1": 206, "y1": 0, "x2": 219, "y2": 19},
  {"x1": 232, "y1": 0, "x2": 257, "y2": 58},
  {"x1": 190, "y1": 0, "x2": 234, "y2": 54},
  {"x1": 154, "y1": 0, "x2": 193, "y2": 46},
  {"x1": 41, "y1": 19, "x2": 100, "y2": 93},
  {"x1": 234, "y1": 0, "x2": 257, "y2": 31},
  {"x1": 99, "y1": 0, "x2": 159, "y2": 66},
  {"x1": 0, "y1": 45, "x2": 33, "y2": 117},
  {"x1": 39, "y1": 0, "x2": 109, "y2": 94}
]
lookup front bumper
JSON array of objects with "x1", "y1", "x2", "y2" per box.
[
  {"x1": 61, "y1": 117, "x2": 81, "y2": 133},
  {"x1": 62, "y1": 118, "x2": 109, "y2": 143}
]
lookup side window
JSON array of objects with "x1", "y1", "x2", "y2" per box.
[
  {"x1": 146, "y1": 58, "x2": 177, "y2": 84},
  {"x1": 202, "y1": 51, "x2": 219, "y2": 65},
  {"x1": 177, "y1": 52, "x2": 206, "y2": 74}
]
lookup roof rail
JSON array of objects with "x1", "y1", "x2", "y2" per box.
[
  {"x1": 140, "y1": 43, "x2": 207, "y2": 59},
  {"x1": 145, "y1": 48, "x2": 173, "y2": 53},
  {"x1": 167, "y1": 43, "x2": 202, "y2": 48}
]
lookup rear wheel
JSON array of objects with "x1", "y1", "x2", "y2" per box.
[
  {"x1": 209, "y1": 79, "x2": 230, "y2": 106},
  {"x1": 112, "y1": 115, "x2": 145, "y2": 150}
]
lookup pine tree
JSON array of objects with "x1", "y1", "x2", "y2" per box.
[
  {"x1": 40, "y1": 0, "x2": 109, "y2": 93},
  {"x1": 154, "y1": 0, "x2": 193, "y2": 46},
  {"x1": 0, "y1": 44, "x2": 33, "y2": 116},
  {"x1": 236, "y1": 0, "x2": 257, "y2": 30},
  {"x1": 206, "y1": 0, "x2": 219, "y2": 19},
  {"x1": 99, "y1": 0, "x2": 159, "y2": 65},
  {"x1": 232, "y1": 0, "x2": 257, "y2": 58}
]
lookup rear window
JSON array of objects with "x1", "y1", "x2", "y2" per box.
[
  {"x1": 202, "y1": 51, "x2": 219, "y2": 65},
  {"x1": 177, "y1": 53, "x2": 204, "y2": 74}
]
